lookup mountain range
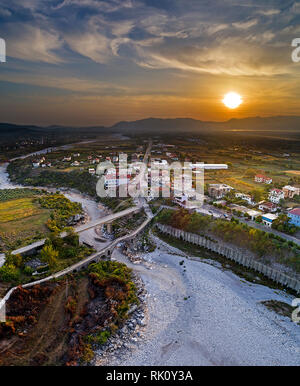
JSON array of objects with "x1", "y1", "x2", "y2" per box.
[{"x1": 1, "y1": 115, "x2": 300, "y2": 142}]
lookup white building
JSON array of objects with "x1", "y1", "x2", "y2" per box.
[
  {"x1": 235, "y1": 192, "x2": 255, "y2": 205},
  {"x1": 268, "y1": 188, "x2": 284, "y2": 204},
  {"x1": 262, "y1": 213, "x2": 278, "y2": 228},
  {"x1": 246, "y1": 209, "x2": 262, "y2": 221}
]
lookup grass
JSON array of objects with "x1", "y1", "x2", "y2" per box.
[
  {"x1": 0, "y1": 198, "x2": 51, "y2": 252},
  {"x1": 0, "y1": 198, "x2": 40, "y2": 222}
]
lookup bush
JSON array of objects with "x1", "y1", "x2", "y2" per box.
[{"x1": 0, "y1": 264, "x2": 20, "y2": 282}]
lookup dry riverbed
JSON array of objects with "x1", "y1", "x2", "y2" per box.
[{"x1": 95, "y1": 233, "x2": 300, "y2": 366}]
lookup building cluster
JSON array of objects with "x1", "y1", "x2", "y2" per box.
[
  {"x1": 32, "y1": 156, "x2": 52, "y2": 168},
  {"x1": 204, "y1": 176, "x2": 300, "y2": 230}
]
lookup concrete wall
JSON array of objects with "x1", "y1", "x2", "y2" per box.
[{"x1": 156, "y1": 223, "x2": 300, "y2": 294}]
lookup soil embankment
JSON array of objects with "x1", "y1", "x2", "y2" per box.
[{"x1": 0, "y1": 261, "x2": 139, "y2": 366}]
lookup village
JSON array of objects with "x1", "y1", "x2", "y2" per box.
[{"x1": 29, "y1": 140, "x2": 300, "y2": 241}]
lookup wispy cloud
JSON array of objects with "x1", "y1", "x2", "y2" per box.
[
  {"x1": 7, "y1": 24, "x2": 63, "y2": 63},
  {"x1": 1, "y1": 0, "x2": 297, "y2": 77}
]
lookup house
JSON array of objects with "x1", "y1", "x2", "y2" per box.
[
  {"x1": 229, "y1": 204, "x2": 249, "y2": 214},
  {"x1": 235, "y1": 192, "x2": 255, "y2": 205},
  {"x1": 288, "y1": 208, "x2": 300, "y2": 227},
  {"x1": 71, "y1": 161, "x2": 80, "y2": 166},
  {"x1": 173, "y1": 195, "x2": 200, "y2": 210},
  {"x1": 268, "y1": 188, "x2": 284, "y2": 204},
  {"x1": 246, "y1": 209, "x2": 262, "y2": 221},
  {"x1": 282, "y1": 185, "x2": 300, "y2": 199},
  {"x1": 262, "y1": 213, "x2": 278, "y2": 228},
  {"x1": 32, "y1": 161, "x2": 40, "y2": 168},
  {"x1": 208, "y1": 184, "x2": 233, "y2": 199},
  {"x1": 88, "y1": 168, "x2": 95, "y2": 175},
  {"x1": 258, "y1": 201, "x2": 278, "y2": 213},
  {"x1": 63, "y1": 156, "x2": 72, "y2": 162},
  {"x1": 254, "y1": 174, "x2": 272, "y2": 184}
]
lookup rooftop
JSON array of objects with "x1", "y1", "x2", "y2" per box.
[
  {"x1": 289, "y1": 208, "x2": 300, "y2": 216},
  {"x1": 262, "y1": 213, "x2": 278, "y2": 221}
]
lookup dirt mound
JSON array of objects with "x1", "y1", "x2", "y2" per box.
[{"x1": 0, "y1": 263, "x2": 137, "y2": 366}]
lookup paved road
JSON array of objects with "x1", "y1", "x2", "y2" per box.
[{"x1": 201, "y1": 203, "x2": 300, "y2": 246}]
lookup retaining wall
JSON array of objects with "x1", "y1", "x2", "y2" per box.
[{"x1": 156, "y1": 223, "x2": 300, "y2": 294}]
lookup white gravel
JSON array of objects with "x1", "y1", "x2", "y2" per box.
[{"x1": 99, "y1": 235, "x2": 300, "y2": 366}]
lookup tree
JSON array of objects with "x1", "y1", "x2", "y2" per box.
[
  {"x1": 5, "y1": 253, "x2": 23, "y2": 268},
  {"x1": 251, "y1": 189, "x2": 264, "y2": 203},
  {"x1": 40, "y1": 244, "x2": 59, "y2": 269},
  {"x1": 0, "y1": 264, "x2": 20, "y2": 282}
]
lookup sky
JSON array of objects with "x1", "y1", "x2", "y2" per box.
[{"x1": 0, "y1": 0, "x2": 300, "y2": 126}]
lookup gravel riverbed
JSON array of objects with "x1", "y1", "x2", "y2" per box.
[{"x1": 95, "y1": 234, "x2": 300, "y2": 366}]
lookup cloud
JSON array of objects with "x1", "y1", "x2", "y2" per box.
[
  {"x1": 0, "y1": 71, "x2": 131, "y2": 95},
  {"x1": 257, "y1": 8, "x2": 281, "y2": 16},
  {"x1": 54, "y1": 0, "x2": 135, "y2": 13},
  {"x1": 232, "y1": 19, "x2": 258, "y2": 29},
  {"x1": 7, "y1": 24, "x2": 63, "y2": 63},
  {"x1": 65, "y1": 32, "x2": 112, "y2": 63},
  {"x1": 0, "y1": 0, "x2": 298, "y2": 77}
]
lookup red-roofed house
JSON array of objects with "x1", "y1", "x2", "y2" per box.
[
  {"x1": 258, "y1": 201, "x2": 278, "y2": 213},
  {"x1": 254, "y1": 174, "x2": 272, "y2": 184}
]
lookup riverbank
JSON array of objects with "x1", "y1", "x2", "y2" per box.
[{"x1": 98, "y1": 232, "x2": 300, "y2": 366}]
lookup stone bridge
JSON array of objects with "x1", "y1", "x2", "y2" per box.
[
  {"x1": 0, "y1": 208, "x2": 155, "y2": 320},
  {"x1": 10, "y1": 206, "x2": 142, "y2": 257}
]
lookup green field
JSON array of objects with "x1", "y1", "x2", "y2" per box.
[{"x1": 0, "y1": 197, "x2": 51, "y2": 252}]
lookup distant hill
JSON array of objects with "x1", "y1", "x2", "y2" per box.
[
  {"x1": 109, "y1": 116, "x2": 300, "y2": 134},
  {"x1": 0, "y1": 115, "x2": 300, "y2": 142}
]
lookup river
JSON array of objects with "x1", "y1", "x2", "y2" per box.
[{"x1": 0, "y1": 141, "x2": 108, "y2": 266}]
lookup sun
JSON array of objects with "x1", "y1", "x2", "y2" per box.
[{"x1": 222, "y1": 92, "x2": 242, "y2": 109}]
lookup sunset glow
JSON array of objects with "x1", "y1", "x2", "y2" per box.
[{"x1": 222, "y1": 92, "x2": 243, "y2": 109}]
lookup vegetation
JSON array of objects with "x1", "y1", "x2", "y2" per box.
[
  {"x1": 0, "y1": 190, "x2": 82, "y2": 252},
  {"x1": 272, "y1": 214, "x2": 298, "y2": 235},
  {"x1": 157, "y1": 208, "x2": 300, "y2": 272},
  {"x1": 0, "y1": 231, "x2": 94, "y2": 285},
  {"x1": 38, "y1": 193, "x2": 82, "y2": 232},
  {"x1": 0, "y1": 188, "x2": 46, "y2": 202},
  {"x1": 85, "y1": 260, "x2": 138, "y2": 347}
]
